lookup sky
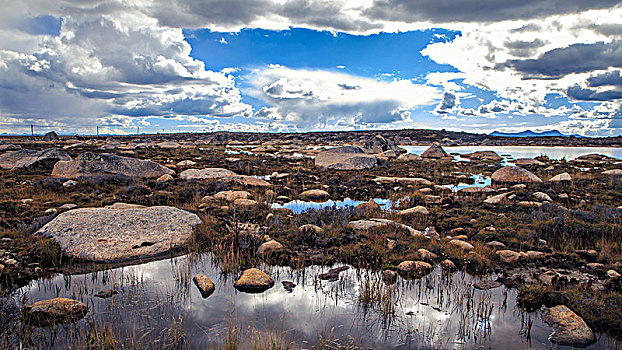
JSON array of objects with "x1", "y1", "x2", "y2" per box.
[{"x1": 0, "y1": 1, "x2": 621, "y2": 136}]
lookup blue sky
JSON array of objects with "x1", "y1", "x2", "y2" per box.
[{"x1": 1, "y1": 0, "x2": 621, "y2": 136}]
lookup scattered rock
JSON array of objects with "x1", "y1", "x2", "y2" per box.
[
  {"x1": 449, "y1": 239, "x2": 474, "y2": 251},
  {"x1": 233, "y1": 198, "x2": 258, "y2": 206},
  {"x1": 463, "y1": 151, "x2": 502, "y2": 162},
  {"x1": 418, "y1": 249, "x2": 438, "y2": 261},
  {"x1": 362, "y1": 135, "x2": 405, "y2": 154},
  {"x1": 62, "y1": 179, "x2": 77, "y2": 187},
  {"x1": 299, "y1": 224, "x2": 324, "y2": 234},
  {"x1": 94, "y1": 289, "x2": 117, "y2": 299},
  {"x1": 396, "y1": 260, "x2": 432, "y2": 274},
  {"x1": 420, "y1": 144, "x2": 448, "y2": 159},
  {"x1": 396, "y1": 153, "x2": 422, "y2": 162},
  {"x1": 602, "y1": 169, "x2": 622, "y2": 175},
  {"x1": 549, "y1": 172, "x2": 572, "y2": 182},
  {"x1": 487, "y1": 241, "x2": 506, "y2": 249},
  {"x1": 607, "y1": 269, "x2": 621, "y2": 279},
  {"x1": 541, "y1": 305, "x2": 595, "y2": 346},
  {"x1": 23, "y1": 298, "x2": 88, "y2": 325},
  {"x1": 356, "y1": 199, "x2": 381, "y2": 214},
  {"x1": 373, "y1": 176, "x2": 433, "y2": 186},
  {"x1": 315, "y1": 146, "x2": 378, "y2": 170},
  {"x1": 193, "y1": 274, "x2": 215, "y2": 297},
  {"x1": 514, "y1": 158, "x2": 545, "y2": 166},
  {"x1": 300, "y1": 189, "x2": 330, "y2": 201},
  {"x1": 484, "y1": 192, "x2": 510, "y2": 204},
  {"x1": 526, "y1": 251, "x2": 546, "y2": 260},
  {"x1": 0, "y1": 148, "x2": 71, "y2": 172},
  {"x1": 35, "y1": 205, "x2": 201, "y2": 262},
  {"x1": 473, "y1": 280, "x2": 502, "y2": 290},
  {"x1": 42, "y1": 131, "x2": 59, "y2": 141},
  {"x1": 257, "y1": 240, "x2": 283, "y2": 255},
  {"x1": 176, "y1": 160, "x2": 196, "y2": 167},
  {"x1": 282, "y1": 281, "x2": 296, "y2": 292},
  {"x1": 496, "y1": 250, "x2": 521, "y2": 264},
  {"x1": 157, "y1": 174, "x2": 174, "y2": 182},
  {"x1": 491, "y1": 166, "x2": 542, "y2": 183},
  {"x1": 534, "y1": 192, "x2": 552, "y2": 202},
  {"x1": 214, "y1": 190, "x2": 251, "y2": 202},
  {"x1": 179, "y1": 167, "x2": 236, "y2": 180},
  {"x1": 382, "y1": 270, "x2": 398, "y2": 284},
  {"x1": 440, "y1": 259, "x2": 457, "y2": 271},
  {"x1": 233, "y1": 268, "x2": 275, "y2": 293},
  {"x1": 319, "y1": 266, "x2": 350, "y2": 281},
  {"x1": 53, "y1": 152, "x2": 174, "y2": 178},
  {"x1": 398, "y1": 206, "x2": 429, "y2": 216}
]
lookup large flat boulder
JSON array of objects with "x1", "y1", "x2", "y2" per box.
[
  {"x1": 463, "y1": 151, "x2": 502, "y2": 162},
  {"x1": 542, "y1": 305, "x2": 595, "y2": 346},
  {"x1": 315, "y1": 146, "x2": 378, "y2": 170},
  {"x1": 52, "y1": 152, "x2": 174, "y2": 178},
  {"x1": 491, "y1": 166, "x2": 542, "y2": 183},
  {"x1": 0, "y1": 148, "x2": 71, "y2": 172},
  {"x1": 35, "y1": 206, "x2": 202, "y2": 262}
]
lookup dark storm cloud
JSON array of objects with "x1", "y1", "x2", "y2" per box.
[
  {"x1": 504, "y1": 40, "x2": 622, "y2": 78},
  {"x1": 587, "y1": 70, "x2": 622, "y2": 87},
  {"x1": 567, "y1": 85, "x2": 622, "y2": 101},
  {"x1": 437, "y1": 92, "x2": 456, "y2": 111},
  {"x1": 362, "y1": 0, "x2": 620, "y2": 23}
]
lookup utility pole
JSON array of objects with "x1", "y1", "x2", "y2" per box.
[
  {"x1": 96, "y1": 125, "x2": 99, "y2": 137},
  {"x1": 30, "y1": 124, "x2": 33, "y2": 137},
  {"x1": 136, "y1": 126, "x2": 139, "y2": 135}
]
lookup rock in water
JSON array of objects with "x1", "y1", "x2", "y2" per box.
[
  {"x1": 491, "y1": 166, "x2": 542, "y2": 183},
  {"x1": 193, "y1": 274, "x2": 215, "y2": 297},
  {"x1": 233, "y1": 268, "x2": 274, "y2": 293},
  {"x1": 23, "y1": 298, "x2": 88, "y2": 326},
  {"x1": 52, "y1": 152, "x2": 174, "y2": 178},
  {"x1": 396, "y1": 261, "x2": 432, "y2": 275},
  {"x1": 541, "y1": 305, "x2": 595, "y2": 346},
  {"x1": 257, "y1": 240, "x2": 283, "y2": 255},
  {"x1": 0, "y1": 148, "x2": 71, "y2": 172},
  {"x1": 94, "y1": 289, "x2": 118, "y2": 298},
  {"x1": 315, "y1": 146, "x2": 378, "y2": 170},
  {"x1": 35, "y1": 206, "x2": 201, "y2": 262},
  {"x1": 420, "y1": 144, "x2": 448, "y2": 159}
]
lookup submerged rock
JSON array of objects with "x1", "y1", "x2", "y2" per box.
[
  {"x1": 541, "y1": 305, "x2": 595, "y2": 346},
  {"x1": 35, "y1": 206, "x2": 201, "y2": 262},
  {"x1": 193, "y1": 274, "x2": 215, "y2": 297},
  {"x1": 282, "y1": 281, "x2": 296, "y2": 292},
  {"x1": 473, "y1": 280, "x2": 502, "y2": 290},
  {"x1": 315, "y1": 146, "x2": 378, "y2": 170},
  {"x1": 382, "y1": 270, "x2": 398, "y2": 284},
  {"x1": 491, "y1": 166, "x2": 542, "y2": 183},
  {"x1": 0, "y1": 148, "x2": 71, "y2": 172},
  {"x1": 319, "y1": 266, "x2": 349, "y2": 281},
  {"x1": 23, "y1": 298, "x2": 88, "y2": 326},
  {"x1": 52, "y1": 152, "x2": 174, "y2": 178},
  {"x1": 234, "y1": 268, "x2": 274, "y2": 293},
  {"x1": 94, "y1": 289, "x2": 118, "y2": 299}
]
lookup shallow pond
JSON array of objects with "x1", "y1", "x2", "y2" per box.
[
  {"x1": 271, "y1": 198, "x2": 394, "y2": 214},
  {"x1": 403, "y1": 145, "x2": 622, "y2": 162},
  {"x1": 8, "y1": 254, "x2": 617, "y2": 349}
]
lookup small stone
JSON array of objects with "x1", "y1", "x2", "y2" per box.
[
  {"x1": 233, "y1": 268, "x2": 274, "y2": 293},
  {"x1": 62, "y1": 180, "x2": 77, "y2": 187},
  {"x1": 587, "y1": 263, "x2": 604, "y2": 269},
  {"x1": 534, "y1": 192, "x2": 552, "y2": 202},
  {"x1": 417, "y1": 248, "x2": 438, "y2": 261},
  {"x1": 396, "y1": 260, "x2": 432, "y2": 274},
  {"x1": 440, "y1": 259, "x2": 456, "y2": 271},
  {"x1": 193, "y1": 274, "x2": 215, "y2": 297},
  {"x1": 282, "y1": 281, "x2": 296, "y2": 292},
  {"x1": 607, "y1": 269, "x2": 621, "y2": 279},
  {"x1": 387, "y1": 239, "x2": 397, "y2": 251},
  {"x1": 398, "y1": 206, "x2": 429, "y2": 216},
  {"x1": 44, "y1": 208, "x2": 57, "y2": 215},
  {"x1": 59, "y1": 203, "x2": 77, "y2": 210},
  {"x1": 526, "y1": 251, "x2": 546, "y2": 260},
  {"x1": 257, "y1": 240, "x2": 283, "y2": 255},
  {"x1": 21, "y1": 199, "x2": 33, "y2": 204},
  {"x1": 382, "y1": 270, "x2": 398, "y2": 284},
  {"x1": 473, "y1": 280, "x2": 502, "y2": 290},
  {"x1": 487, "y1": 241, "x2": 506, "y2": 249},
  {"x1": 496, "y1": 250, "x2": 521, "y2": 264},
  {"x1": 299, "y1": 224, "x2": 324, "y2": 234},
  {"x1": 449, "y1": 239, "x2": 474, "y2": 251},
  {"x1": 4, "y1": 258, "x2": 17, "y2": 266},
  {"x1": 265, "y1": 213, "x2": 274, "y2": 222},
  {"x1": 233, "y1": 198, "x2": 258, "y2": 206},
  {"x1": 156, "y1": 174, "x2": 174, "y2": 182},
  {"x1": 300, "y1": 189, "x2": 330, "y2": 201},
  {"x1": 94, "y1": 289, "x2": 118, "y2": 299}
]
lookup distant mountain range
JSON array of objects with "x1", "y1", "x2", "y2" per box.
[{"x1": 489, "y1": 130, "x2": 567, "y2": 138}]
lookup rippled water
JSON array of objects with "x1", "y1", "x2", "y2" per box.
[
  {"x1": 10, "y1": 254, "x2": 616, "y2": 349},
  {"x1": 403, "y1": 146, "x2": 622, "y2": 161},
  {"x1": 271, "y1": 198, "x2": 394, "y2": 214}
]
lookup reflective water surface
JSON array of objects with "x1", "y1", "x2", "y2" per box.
[
  {"x1": 11, "y1": 253, "x2": 617, "y2": 349},
  {"x1": 403, "y1": 146, "x2": 622, "y2": 161}
]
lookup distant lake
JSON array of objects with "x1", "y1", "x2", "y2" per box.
[{"x1": 403, "y1": 145, "x2": 622, "y2": 161}]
